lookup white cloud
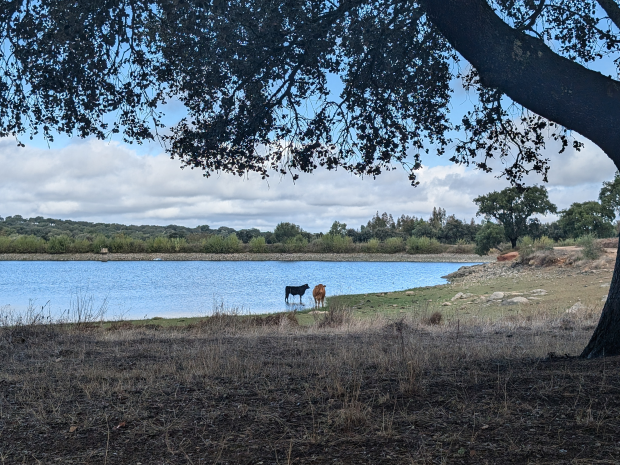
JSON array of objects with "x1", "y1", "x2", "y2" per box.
[{"x1": 0, "y1": 136, "x2": 616, "y2": 232}]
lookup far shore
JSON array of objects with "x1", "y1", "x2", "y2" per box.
[{"x1": 0, "y1": 252, "x2": 495, "y2": 262}]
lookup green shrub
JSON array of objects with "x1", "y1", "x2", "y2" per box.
[
  {"x1": 91, "y1": 235, "x2": 110, "y2": 253},
  {"x1": 249, "y1": 236, "x2": 267, "y2": 253},
  {"x1": 268, "y1": 243, "x2": 287, "y2": 253},
  {"x1": 406, "y1": 236, "x2": 444, "y2": 254},
  {"x1": 360, "y1": 238, "x2": 380, "y2": 253},
  {"x1": 13, "y1": 235, "x2": 47, "y2": 253},
  {"x1": 147, "y1": 236, "x2": 173, "y2": 253},
  {"x1": 324, "y1": 234, "x2": 354, "y2": 253},
  {"x1": 517, "y1": 236, "x2": 535, "y2": 259},
  {"x1": 110, "y1": 235, "x2": 144, "y2": 253},
  {"x1": 286, "y1": 234, "x2": 308, "y2": 252},
  {"x1": 203, "y1": 234, "x2": 241, "y2": 253},
  {"x1": 69, "y1": 238, "x2": 93, "y2": 253},
  {"x1": 47, "y1": 235, "x2": 71, "y2": 254},
  {"x1": 577, "y1": 234, "x2": 604, "y2": 260},
  {"x1": 203, "y1": 235, "x2": 226, "y2": 253},
  {"x1": 171, "y1": 237, "x2": 187, "y2": 252},
  {"x1": 224, "y1": 234, "x2": 241, "y2": 253},
  {"x1": 474, "y1": 222, "x2": 505, "y2": 255},
  {"x1": 535, "y1": 235, "x2": 555, "y2": 251},
  {"x1": 0, "y1": 235, "x2": 47, "y2": 253},
  {"x1": 382, "y1": 237, "x2": 405, "y2": 253},
  {"x1": 0, "y1": 236, "x2": 11, "y2": 253},
  {"x1": 452, "y1": 239, "x2": 475, "y2": 254}
]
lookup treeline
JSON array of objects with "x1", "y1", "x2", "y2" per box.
[
  {"x1": 1, "y1": 173, "x2": 619, "y2": 255},
  {"x1": 0, "y1": 209, "x2": 481, "y2": 255}
]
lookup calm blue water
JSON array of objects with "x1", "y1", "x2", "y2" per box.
[{"x1": 0, "y1": 261, "x2": 478, "y2": 319}]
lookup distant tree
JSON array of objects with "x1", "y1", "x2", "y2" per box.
[
  {"x1": 599, "y1": 171, "x2": 620, "y2": 218},
  {"x1": 429, "y1": 207, "x2": 447, "y2": 230},
  {"x1": 263, "y1": 232, "x2": 276, "y2": 244},
  {"x1": 475, "y1": 222, "x2": 505, "y2": 256},
  {"x1": 236, "y1": 228, "x2": 261, "y2": 244},
  {"x1": 396, "y1": 215, "x2": 421, "y2": 236},
  {"x1": 558, "y1": 201, "x2": 615, "y2": 239},
  {"x1": 273, "y1": 222, "x2": 303, "y2": 243},
  {"x1": 412, "y1": 221, "x2": 438, "y2": 239},
  {"x1": 328, "y1": 221, "x2": 348, "y2": 236},
  {"x1": 439, "y1": 215, "x2": 480, "y2": 244},
  {"x1": 474, "y1": 186, "x2": 557, "y2": 248},
  {"x1": 366, "y1": 212, "x2": 396, "y2": 232},
  {"x1": 539, "y1": 221, "x2": 567, "y2": 242}
]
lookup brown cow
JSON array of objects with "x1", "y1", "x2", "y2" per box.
[{"x1": 312, "y1": 284, "x2": 326, "y2": 308}]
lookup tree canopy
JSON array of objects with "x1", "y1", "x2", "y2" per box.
[
  {"x1": 3, "y1": 0, "x2": 620, "y2": 357},
  {"x1": 599, "y1": 171, "x2": 620, "y2": 217},
  {"x1": 473, "y1": 186, "x2": 557, "y2": 248},
  {"x1": 558, "y1": 201, "x2": 616, "y2": 238},
  {"x1": 2, "y1": 0, "x2": 620, "y2": 184}
]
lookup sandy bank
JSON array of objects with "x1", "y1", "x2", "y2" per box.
[{"x1": 0, "y1": 252, "x2": 495, "y2": 262}]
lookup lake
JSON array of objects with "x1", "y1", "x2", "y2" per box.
[{"x1": 0, "y1": 260, "x2": 478, "y2": 320}]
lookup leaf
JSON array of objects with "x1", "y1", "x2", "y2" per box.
[
  {"x1": 115, "y1": 421, "x2": 126, "y2": 429},
  {"x1": 481, "y1": 424, "x2": 489, "y2": 429},
  {"x1": 69, "y1": 426, "x2": 77, "y2": 433}
]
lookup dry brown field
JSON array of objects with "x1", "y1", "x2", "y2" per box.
[{"x1": 1, "y1": 254, "x2": 620, "y2": 464}]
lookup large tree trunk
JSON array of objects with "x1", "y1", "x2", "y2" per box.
[
  {"x1": 510, "y1": 238, "x2": 517, "y2": 249},
  {"x1": 422, "y1": 0, "x2": 620, "y2": 168},
  {"x1": 422, "y1": 0, "x2": 620, "y2": 358},
  {"x1": 581, "y1": 234, "x2": 620, "y2": 358}
]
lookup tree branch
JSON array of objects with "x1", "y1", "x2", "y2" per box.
[
  {"x1": 596, "y1": 0, "x2": 620, "y2": 32},
  {"x1": 421, "y1": 0, "x2": 620, "y2": 169}
]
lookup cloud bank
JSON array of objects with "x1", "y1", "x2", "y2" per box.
[{"x1": 0, "y1": 137, "x2": 616, "y2": 232}]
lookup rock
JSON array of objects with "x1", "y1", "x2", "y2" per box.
[
  {"x1": 566, "y1": 302, "x2": 587, "y2": 313},
  {"x1": 441, "y1": 302, "x2": 452, "y2": 306},
  {"x1": 601, "y1": 283, "x2": 610, "y2": 287},
  {"x1": 452, "y1": 292, "x2": 473, "y2": 301},
  {"x1": 497, "y1": 252, "x2": 519, "y2": 262},
  {"x1": 502, "y1": 297, "x2": 529, "y2": 305},
  {"x1": 529, "y1": 289, "x2": 548, "y2": 296},
  {"x1": 405, "y1": 291, "x2": 415, "y2": 295},
  {"x1": 488, "y1": 292, "x2": 505, "y2": 301}
]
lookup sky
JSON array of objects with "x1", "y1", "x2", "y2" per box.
[{"x1": 0, "y1": 131, "x2": 616, "y2": 233}]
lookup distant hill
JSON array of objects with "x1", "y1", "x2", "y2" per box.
[{"x1": 0, "y1": 215, "x2": 258, "y2": 241}]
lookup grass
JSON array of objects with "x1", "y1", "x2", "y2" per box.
[{"x1": 1, "y1": 260, "x2": 619, "y2": 463}]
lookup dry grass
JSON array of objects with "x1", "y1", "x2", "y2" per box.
[{"x1": 2, "y1": 299, "x2": 620, "y2": 464}]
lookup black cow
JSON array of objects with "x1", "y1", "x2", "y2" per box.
[{"x1": 285, "y1": 284, "x2": 310, "y2": 304}]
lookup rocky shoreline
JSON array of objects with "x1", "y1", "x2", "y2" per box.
[{"x1": 0, "y1": 252, "x2": 495, "y2": 262}]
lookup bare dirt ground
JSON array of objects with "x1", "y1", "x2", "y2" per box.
[{"x1": 2, "y1": 298, "x2": 620, "y2": 464}]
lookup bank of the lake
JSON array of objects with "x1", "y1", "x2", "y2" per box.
[{"x1": 0, "y1": 252, "x2": 494, "y2": 262}]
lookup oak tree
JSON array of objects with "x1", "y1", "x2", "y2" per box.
[
  {"x1": 3, "y1": 0, "x2": 620, "y2": 357},
  {"x1": 473, "y1": 186, "x2": 557, "y2": 248},
  {"x1": 558, "y1": 201, "x2": 616, "y2": 238}
]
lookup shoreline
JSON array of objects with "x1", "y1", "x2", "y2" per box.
[{"x1": 0, "y1": 252, "x2": 495, "y2": 262}]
